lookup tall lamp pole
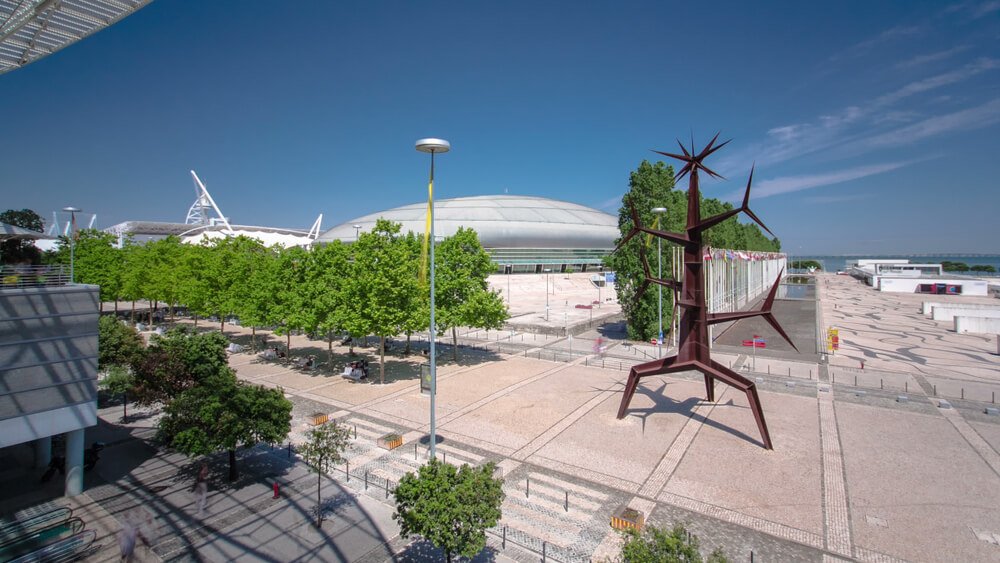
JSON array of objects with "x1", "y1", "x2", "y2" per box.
[
  {"x1": 652, "y1": 207, "x2": 667, "y2": 357},
  {"x1": 353, "y1": 224, "x2": 362, "y2": 241},
  {"x1": 416, "y1": 138, "x2": 450, "y2": 461},
  {"x1": 63, "y1": 207, "x2": 81, "y2": 283}
]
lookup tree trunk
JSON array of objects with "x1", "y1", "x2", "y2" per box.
[
  {"x1": 405, "y1": 332, "x2": 411, "y2": 355},
  {"x1": 446, "y1": 551, "x2": 452, "y2": 563},
  {"x1": 114, "y1": 299, "x2": 118, "y2": 314},
  {"x1": 130, "y1": 300, "x2": 135, "y2": 323},
  {"x1": 221, "y1": 318, "x2": 226, "y2": 334},
  {"x1": 170, "y1": 303, "x2": 175, "y2": 322},
  {"x1": 328, "y1": 332, "x2": 333, "y2": 371},
  {"x1": 228, "y1": 449, "x2": 238, "y2": 481},
  {"x1": 316, "y1": 471, "x2": 322, "y2": 527},
  {"x1": 194, "y1": 314, "x2": 199, "y2": 327},
  {"x1": 252, "y1": 326, "x2": 257, "y2": 352},
  {"x1": 122, "y1": 390, "x2": 128, "y2": 423},
  {"x1": 379, "y1": 336, "x2": 385, "y2": 384},
  {"x1": 99, "y1": 301, "x2": 104, "y2": 313},
  {"x1": 287, "y1": 332, "x2": 291, "y2": 355},
  {"x1": 452, "y1": 327, "x2": 458, "y2": 362}
]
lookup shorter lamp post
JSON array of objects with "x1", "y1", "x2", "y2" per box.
[
  {"x1": 353, "y1": 224, "x2": 362, "y2": 241},
  {"x1": 652, "y1": 207, "x2": 667, "y2": 357},
  {"x1": 544, "y1": 268, "x2": 552, "y2": 321},
  {"x1": 63, "y1": 207, "x2": 81, "y2": 283}
]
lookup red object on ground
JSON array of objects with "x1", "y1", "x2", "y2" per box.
[
  {"x1": 575, "y1": 304, "x2": 593, "y2": 309},
  {"x1": 273, "y1": 482, "x2": 280, "y2": 499},
  {"x1": 742, "y1": 340, "x2": 767, "y2": 348}
]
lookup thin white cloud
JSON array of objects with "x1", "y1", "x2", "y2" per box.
[
  {"x1": 973, "y1": 0, "x2": 1000, "y2": 18},
  {"x1": 732, "y1": 162, "x2": 909, "y2": 200},
  {"x1": 896, "y1": 46, "x2": 970, "y2": 68},
  {"x1": 865, "y1": 98, "x2": 1000, "y2": 146},
  {"x1": 830, "y1": 25, "x2": 923, "y2": 61},
  {"x1": 876, "y1": 57, "x2": 999, "y2": 107}
]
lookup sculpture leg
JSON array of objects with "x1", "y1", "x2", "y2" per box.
[
  {"x1": 616, "y1": 369, "x2": 642, "y2": 419},
  {"x1": 616, "y1": 356, "x2": 684, "y2": 419},
  {"x1": 702, "y1": 359, "x2": 773, "y2": 450},
  {"x1": 703, "y1": 375, "x2": 715, "y2": 402},
  {"x1": 745, "y1": 384, "x2": 773, "y2": 450}
]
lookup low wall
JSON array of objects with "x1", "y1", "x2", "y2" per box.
[
  {"x1": 955, "y1": 316, "x2": 1000, "y2": 335},
  {"x1": 932, "y1": 307, "x2": 1000, "y2": 322},
  {"x1": 923, "y1": 301, "x2": 1000, "y2": 315}
]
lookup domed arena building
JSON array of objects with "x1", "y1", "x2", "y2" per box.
[{"x1": 315, "y1": 195, "x2": 619, "y2": 273}]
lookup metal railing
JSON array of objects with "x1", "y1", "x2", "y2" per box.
[{"x1": 0, "y1": 265, "x2": 70, "y2": 289}]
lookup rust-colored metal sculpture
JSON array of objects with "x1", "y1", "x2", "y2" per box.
[{"x1": 615, "y1": 134, "x2": 797, "y2": 449}]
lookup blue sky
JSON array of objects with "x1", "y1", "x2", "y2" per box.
[{"x1": 1, "y1": 0, "x2": 998, "y2": 255}]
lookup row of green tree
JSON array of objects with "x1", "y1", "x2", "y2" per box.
[
  {"x1": 605, "y1": 161, "x2": 782, "y2": 340},
  {"x1": 941, "y1": 260, "x2": 997, "y2": 273},
  {"x1": 58, "y1": 219, "x2": 507, "y2": 382}
]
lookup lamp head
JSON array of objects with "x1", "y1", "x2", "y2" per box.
[
  {"x1": 62, "y1": 206, "x2": 81, "y2": 213},
  {"x1": 415, "y1": 138, "x2": 451, "y2": 154},
  {"x1": 652, "y1": 207, "x2": 667, "y2": 214}
]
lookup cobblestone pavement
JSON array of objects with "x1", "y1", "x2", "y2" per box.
[{"x1": 53, "y1": 276, "x2": 999, "y2": 563}]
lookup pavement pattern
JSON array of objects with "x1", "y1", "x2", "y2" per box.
[{"x1": 3, "y1": 272, "x2": 999, "y2": 562}]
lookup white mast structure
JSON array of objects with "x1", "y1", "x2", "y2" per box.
[
  {"x1": 307, "y1": 214, "x2": 323, "y2": 240},
  {"x1": 186, "y1": 170, "x2": 234, "y2": 235}
]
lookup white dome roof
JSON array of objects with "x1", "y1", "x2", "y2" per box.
[{"x1": 316, "y1": 195, "x2": 618, "y2": 249}]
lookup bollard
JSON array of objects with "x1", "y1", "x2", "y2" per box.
[
  {"x1": 809, "y1": 369, "x2": 812, "y2": 379},
  {"x1": 502, "y1": 526, "x2": 506, "y2": 549},
  {"x1": 751, "y1": 550, "x2": 754, "y2": 562},
  {"x1": 415, "y1": 443, "x2": 418, "y2": 460},
  {"x1": 880, "y1": 379, "x2": 883, "y2": 390},
  {"x1": 543, "y1": 541, "x2": 547, "y2": 562},
  {"x1": 273, "y1": 482, "x2": 280, "y2": 499},
  {"x1": 385, "y1": 480, "x2": 389, "y2": 499},
  {"x1": 855, "y1": 375, "x2": 857, "y2": 386},
  {"x1": 905, "y1": 381, "x2": 908, "y2": 392},
  {"x1": 346, "y1": 461, "x2": 350, "y2": 482},
  {"x1": 526, "y1": 477, "x2": 530, "y2": 498},
  {"x1": 768, "y1": 365, "x2": 770, "y2": 375},
  {"x1": 934, "y1": 384, "x2": 937, "y2": 396},
  {"x1": 365, "y1": 470, "x2": 368, "y2": 490},
  {"x1": 962, "y1": 388, "x2": 964, "y2": 400},
  {"x1": 443, "y1": 452, "x2": 447, "y2": 464},
  {"x1": 287, "y1": 442, "x2": 292, "y2": 459},
  {"x1": 354, "y1": 425, "x2": 357, "y2": 439},
  {"x1": 788, "y1": 367, "x2": 791, "y2": 376},
  {"x1": 565, "y1": 490, "x2": 568, "y2": 512}
]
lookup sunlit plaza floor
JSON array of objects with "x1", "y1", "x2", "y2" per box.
[{"x1": 3, "y1": 272, "x2": 999, "y2": 562}]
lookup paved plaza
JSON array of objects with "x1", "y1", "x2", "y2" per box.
[{"x1": 3, "y1": 272, "x2": 999, "y2": 562}]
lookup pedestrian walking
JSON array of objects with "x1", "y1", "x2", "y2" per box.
[{"x1": 195, "y1": 462, "x2": 209, "y2": 516}]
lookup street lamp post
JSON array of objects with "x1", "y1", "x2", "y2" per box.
[
  {"x1": 63, "y1": 207, "x2": 81, "y2": 283},
  {"x1": 652, "y1": 207, "x2": 667, "y2": 357},
  {"x1": 353, "y1": 224, "x2": 362, "y2": 241},
  {"x1": 416, "y1": 138, "x2": 450, "y2": 461},
  {"x1": 544, "y1": 268, "x2": 552, "y2": 321},
  {"x1": 507, "y1": 264, "x2": 512, "y2": 306}
]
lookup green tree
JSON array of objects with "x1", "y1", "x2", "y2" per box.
[
  {"x1": 158, "y1": 373, "x2": 292, "y2": 481},
  {"x1": 941, "y1": 260, "x2": 970, "y2": 272},
  {"x1": 605, "y1": 161, "x2": 681, "y2": 340},
  {"x1": 69, "y1": 230, "x2": 124, "y2": 311},
  {"x1": 0, "y1": 208, "x2": 45, "y2": 264},
  {"x1": 393, "y1": 459, "x2": 505, "y2": 563},
  {"x1": 100, "y1": 365, "x2": 135, "y2": 422},
  {"x1": 130, "y1": 327, "x2": 230, "y2": 406},
  {"x1": 98, "y1": 315, "x2": 145, "y2": 370},
  {"x1": 350, "y1": 219, "x2": 421, "y2": 383},
  {"x1": 605, "y1": 160, "x2": 781, "y2": 340},
  {"x1": 970, "y1": 264, "x2": 997, "y2": 273},
  {"x1": 618, "y1": 524, "x2": 728, "y2": 563},
  {"x1": 435, "y1": 228, "x2": 508, "y2": 361},
  {"x1": 299, "y1": 421, "x2": 352, "y2": 527}
]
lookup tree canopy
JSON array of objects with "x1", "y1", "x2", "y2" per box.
[
  {"x1": 1, "y1": 208, "x2": 44, "y2": 264},
  {"x1": 618, "y1": 524, "x2": 728, "y2": 563},
  {"x1": 605, "y1": 159, "x2": 781, "y2": 340},
  {"x1": 393, "y1": 459, "x2": 505, "y2": 562}
]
